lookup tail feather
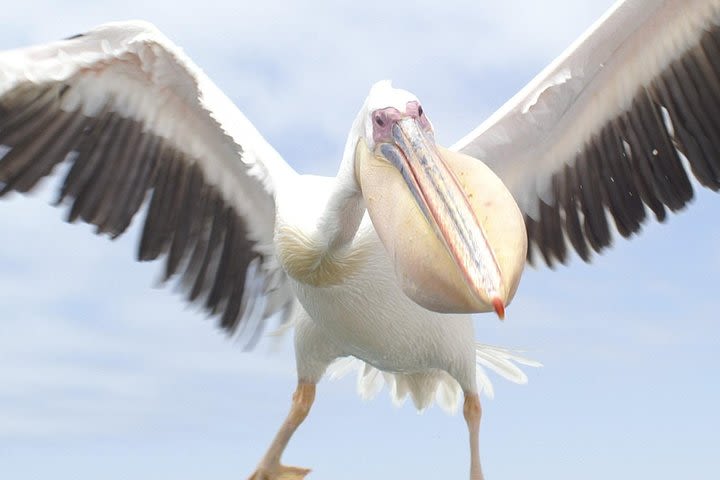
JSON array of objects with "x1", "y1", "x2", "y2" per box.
[
  {"x1": 475, "y1": 344, "x2": 543, "y2": 396},
  {"x1": 475, "y1": 363, "x2": 497, "y2": 399},
  {"x1": 436, "y1": 377, "x2": 462, "y2": 413},
  {"x1": 357, "y1": 363, "x2": 385, "y2": 400},
  {"x1": 326, "y1": 345, "x2": 542, "y2": 413},
  {"x1": 479, "y1": 344, "x2": 544, "y2": 367},
  {"x1": 326, "y1": 356, "x2": 357, "y2": 381},
  {"x1": 475, "y1": 350, "x2": 529, "y2": 385}
]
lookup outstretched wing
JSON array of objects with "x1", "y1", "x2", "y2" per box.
[
  {"x1": 453, "y1": 0, "x2": 720, "y2": 267},
  {"x1": 0, "y1": 21, "x2": 298, "y2": 345}
]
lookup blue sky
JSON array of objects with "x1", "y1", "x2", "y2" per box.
[{"x1": 1, "y1": 1, "x2": 719, "y2": 479}]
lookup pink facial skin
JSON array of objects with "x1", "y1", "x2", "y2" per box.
[{"x1": 372, "y1": 101, "x2": 432, "y2": 145}]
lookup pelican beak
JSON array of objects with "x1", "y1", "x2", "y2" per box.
[
  {"x1": 355, "y1": 119, "x2": 526, "y2": 316},
  {"x1": 381, "y1": 118, "x2": 505, "y2": 316}
]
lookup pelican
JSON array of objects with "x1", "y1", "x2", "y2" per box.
[{"x1": 1, "y1": 0, "x2": 719, "y2": 478}]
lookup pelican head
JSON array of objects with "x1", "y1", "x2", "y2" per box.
[{"x1": 354, "y1": 81, "x2": 527, "y2": 318}]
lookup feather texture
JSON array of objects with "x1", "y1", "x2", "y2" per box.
[
  {"x1": 0, "y1": 21, "x2": 297, "y2": 344},
  {"x1": 326, "y1": 345, "x2": 541, "y2": 413},
  {"x1": 454, "y1": 0, "x2": 720, "y2": 267}
]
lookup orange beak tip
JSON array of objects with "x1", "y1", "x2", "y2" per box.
[{"x1": 492, "y1": 298, "x2": 505, "y2": 320}]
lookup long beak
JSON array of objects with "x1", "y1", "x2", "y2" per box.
[{"x1": 376, "y1": 118, "x2": 506, "y2": 319}]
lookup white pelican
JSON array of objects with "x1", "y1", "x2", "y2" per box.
[{"x1": 1, "y1": 0, "x2": 719, "y2": 478}]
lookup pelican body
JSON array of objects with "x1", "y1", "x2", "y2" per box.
[
  {"x1": 2, "y1": 0, "x2": 720, "y2": 479},
  {"x1": 262, "y1": 86, "x2": 528, "y2": 479}
]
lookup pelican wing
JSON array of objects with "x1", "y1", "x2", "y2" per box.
[
  {"x1": 0, "y1": 21, "x2": 297, "y2": 345},
  {"x1": 453, "y1": 0, "x2": 720, "y2": 266}
]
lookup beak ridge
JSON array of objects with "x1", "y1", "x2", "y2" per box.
[{"x1": 382, "y1": 118, "x2": 505, "y2": 309}]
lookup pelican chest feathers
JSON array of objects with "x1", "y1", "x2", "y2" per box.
[{"x1": 274, "y1": 220, "x2": 371, "y2": 288}]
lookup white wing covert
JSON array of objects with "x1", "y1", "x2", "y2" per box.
[
  {"x1": 454, "y1": 0, "x2": 720, "y2": 267},
  {"x1": 0, "y1": 21, "x2": 297, "y2": 345}
]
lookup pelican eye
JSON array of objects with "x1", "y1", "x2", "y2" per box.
[
  {"x1": 374, "y1": 114, "x2": 385, "y2": 127},
  {"x1": 418, "y1": 105, "x2": 423, "y2": 116}
]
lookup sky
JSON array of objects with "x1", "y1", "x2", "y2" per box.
[{"x1": 1, "y1": 1, "x2": 719, "y2": 479}]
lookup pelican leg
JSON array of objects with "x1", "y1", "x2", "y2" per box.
[
  {"x1": 248, "y1": 382, "x2": 316, "y2": 480},
  {"x1": 464, "y1": 392, "x2": 485, "y2": 480}
]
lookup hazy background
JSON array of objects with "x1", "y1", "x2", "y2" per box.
[{"x1": 1, "y1": 1, "x2": 719, "y2": 479}]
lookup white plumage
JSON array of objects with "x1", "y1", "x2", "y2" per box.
[{"x1": 1, "y1": 1, "x2": 719, "y2": 479}]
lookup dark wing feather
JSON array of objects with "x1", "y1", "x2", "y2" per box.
[
  {"x1": 0, "y1": 21, "x2": 296, "y2": 345},
  {"x1": 455, "y1": 0, "x2": 720, "y2": 267}
]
